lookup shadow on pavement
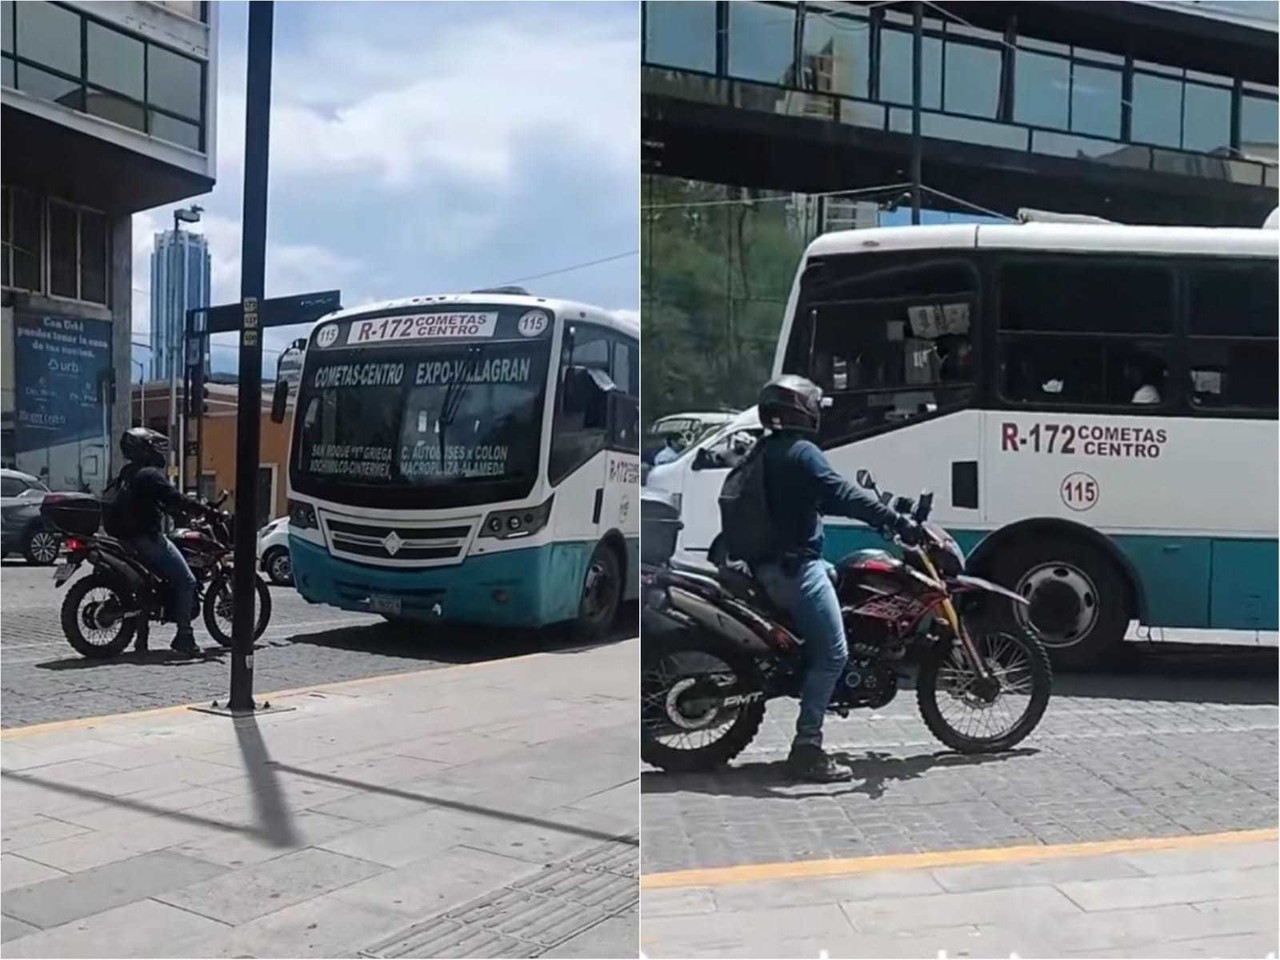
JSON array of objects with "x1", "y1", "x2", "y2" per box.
[
  {"x1": 1051, "y1": 643, "x2": 1278, "y2": 705},
  {"x1": 235, "y1": 713, "x2": 302, "y2": 848},
  {"x1": 27, "y1": 603, "x2": 637, "y2": 673},
  {"x1": 284, "y1": 602, "x2": 638, "y2": 665},
  {"x1": 640, "y1": 748, "x2": 1036, "y2": 800},
  {"x1": 267, "y1": 761, "x2": 638, "y2": 845}
]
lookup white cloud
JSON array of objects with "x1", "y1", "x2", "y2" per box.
[{"x1": 216, "y1": 17, "x2": 637, "y2": 190}]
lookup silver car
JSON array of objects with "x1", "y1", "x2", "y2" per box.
[{"x1": 0, "y1": 469, "x2": 62, "y2": 565}]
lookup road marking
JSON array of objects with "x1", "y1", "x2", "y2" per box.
[
  {"x1": 639, "y1": 827, "x2": 1280, "y2": 890},
  {"x1": 0, "y1": 649, "x2": 568, "y2": 740}
]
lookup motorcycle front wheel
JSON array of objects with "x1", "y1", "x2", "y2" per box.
[
  {"x1": 202, "y1": 571, "x2": 273, "y2": 647},
  {"x1": 60, "y1": 573, "x2": 137, "y2": 659},
  {"x1": 916, "y1": 624, "x2": 1052, "y2": 754},
  {"x1": 641, "y1": 629, "x2": 766, "y2": 774}
]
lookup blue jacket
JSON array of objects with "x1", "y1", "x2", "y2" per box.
[{"x1": 761, "y1": 431, "x2": 903, "y2": 560}]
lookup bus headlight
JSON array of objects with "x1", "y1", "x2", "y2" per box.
[
  {"x1": 479, "y1": 495, "x2": 554, "y2": 540},
  {"x1": 289, "y1": 499, "x2": 317, "y2": 530}
]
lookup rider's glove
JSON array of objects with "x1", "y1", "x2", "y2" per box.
[{"x1": 896, "y1": 516, "x2": 926, "y2": 546}]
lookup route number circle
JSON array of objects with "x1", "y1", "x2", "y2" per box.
[
  {"x1": 1061, "y1": 472, "x2": 1099, "y2": 512},
  {"x1": 316, "y1": 324, "x2": 340, "y2": 348},
  {"x1": 518, "y1": 310, "x2": 549, "y2": 337}
]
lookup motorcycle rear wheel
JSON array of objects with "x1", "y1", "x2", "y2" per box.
[
  {"x1": 641, "y1": 630, "x2": 766, "y2": 773},
  {"x1": 202, "y1": 572, "x2": 273, "y2": 647},
  {"x1": 61, "y1": 574, "x2": 137, "y2": 659},
  {"x1": 916, "y1": 624, "x2": 1052, "y2": 753}
]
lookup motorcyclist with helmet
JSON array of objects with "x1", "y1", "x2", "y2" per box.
[
  {"x1": 108, "y1": 427, "x2": 217, "y2": 656},
  {"x1": 753, "y1": 375, "x2": 925, "y2": 783}
]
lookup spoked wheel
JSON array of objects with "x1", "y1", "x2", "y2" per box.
[
  {"x1": 916, "y1": 625, "x2": 1052, "y2": 754},
  {"x1": 641, "y1": 631, "x2": 765, "y2": 773},
  {"x1": 202, "y1": 571, "x2": 273, "y2": 647},
  {"x1": 60, "y1": 574, "x2": 137, "y2": 659},
  {"x1": 24, "y1": 527, "x2": 61, "y2": 566}
]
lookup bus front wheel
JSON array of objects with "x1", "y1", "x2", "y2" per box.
[
  {"x1": 576, "y1": 541, "x2": 622, "y2": 643},
  {"x1": 989, "y1": 536, "x2": 1129, "y2": 671}
]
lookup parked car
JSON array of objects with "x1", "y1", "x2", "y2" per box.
[
  {"x1": 0, "y1": 468, "x2": 62, "y2": 565},
  {"x1": 257, "y1": 516, "x2": 293, "y2": 585}
]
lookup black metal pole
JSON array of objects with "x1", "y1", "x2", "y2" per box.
[
  {"x1": 229, "y1": 1, "x2": 274, "y2": 713},
  {"x1": 195, "y1": 314, "x2": 206, "y2": 498},
  {"x1": 911, "y1": 0, "x2": 923, "y2": 226}
]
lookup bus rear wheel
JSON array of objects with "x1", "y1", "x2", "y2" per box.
[
  {"x1": 989, "y1": 536, "x2": 1129, "y2": 671},
  {"x1": 576, "y1": 541, "x2": 621, "y2": 643}
]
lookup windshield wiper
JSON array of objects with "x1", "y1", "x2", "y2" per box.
[{"x1": 437, "y1": 345, "x2": 485, "y2": 468}]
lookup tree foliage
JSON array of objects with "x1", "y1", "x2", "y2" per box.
[{"x1": 641, "y1": 177, "x2": 817, "y2": 421}]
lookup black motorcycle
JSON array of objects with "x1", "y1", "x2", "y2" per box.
[
  {"x1": 640, "y1": 473, "x2": 1053, "y2": 773},
  {"x1": 41, "y1": 492, "x2": 272, "y2": 659}
]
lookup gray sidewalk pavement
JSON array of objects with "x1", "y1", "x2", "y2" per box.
[
  {"x1": 0, "y1": 639, "x2": 638, "y2": 958},
  {"x1": 641, "y1": 834, "x2": 1278, "y2": 959}
]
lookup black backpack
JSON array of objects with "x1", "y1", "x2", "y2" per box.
[
  {"x1": 100, "y1": 469, "x2": 141, "y2": 539},
  {"x1": 717, "y1": 435, "x2": 781, "y2": 565}
]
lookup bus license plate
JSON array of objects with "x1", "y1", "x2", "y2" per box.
[
  {"x1": 53, "y1": 562, "x2": 75, "y2": 586},
  {"x1": 370, "y1": 594, "x2": 401, "y2": 616}
]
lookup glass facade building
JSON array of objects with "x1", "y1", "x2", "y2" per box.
[{"x1": 150, "y1": 229, "x2": 211, "y2": 383}]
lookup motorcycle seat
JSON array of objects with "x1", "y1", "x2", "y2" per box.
[{"x1": 669, "y1": 556, "x2": 719, "y2": 579}]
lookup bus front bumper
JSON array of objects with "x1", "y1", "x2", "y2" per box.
[{"x1": 288, "y1": 536, "x2": 592, "y2": 628}]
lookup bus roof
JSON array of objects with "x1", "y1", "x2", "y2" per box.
[
  {"x1": 316, "y1": 293, "x2": 638, "y2": 337},
  {"x1": 805, "y1": 222, "x2": 1279, "y2": 261}
]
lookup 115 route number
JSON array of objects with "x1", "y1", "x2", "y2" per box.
[{"x1": 1060, "y1": 472, "x2": 1098, "y2": 512}]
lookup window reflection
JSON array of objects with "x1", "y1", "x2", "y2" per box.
[
  {"x1": 879, "y1": 28, "x2": 942, "y2": 109},
  {"x1": 801, "y1": 4, "x2": 869, "y2": 99},
  {"x1": 1182, "y1": 81, "x2": 1231, "y2": 152},
  {"x1": 1241, "y1": 93, "x2": 1279, "y2": 153},
  {"x1": 1013, "y1": 51, "x2": 1069, "y2": 129},
  {"x1": 645, "y1": 0, "x2": 716, "y2": 73},
  {"x1": 728, "y1": 1, "x2": 796, "y2": 85},
  {"x1": 148, "y1": 45, "x2": 203, "y2": 121},
  {"x1": 87, "y1": 22, "x2": 144, "y2": 100},
  {"x1": 1070, "y1": 63, "x2": 1121, "y2": 138},
  {"x1": 15, "y1": 1, "x2": 79, "y2": 76},
  {"x1": 943, "y1": 41, "x2": 999, "y2": 118},
  {"x1": 1131, "y1": 72, "x2": 1182, "y2": 147}
]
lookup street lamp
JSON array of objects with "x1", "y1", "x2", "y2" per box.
[
  {"x1": 169, "y1": 204, "x2": 203, "y2": 479},
  {"x1": 131, "y1": 358, "x2": 145, "y2": 427}
]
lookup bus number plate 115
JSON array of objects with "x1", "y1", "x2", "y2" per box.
[{"x1": 370, "y1": 594, "x2": 402, "y2": 616}]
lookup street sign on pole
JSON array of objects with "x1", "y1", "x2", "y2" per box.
[{"x1": 228, "y1": 0, "x2": 275, "y2": 714}]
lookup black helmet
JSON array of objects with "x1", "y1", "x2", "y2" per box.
[
  {"x1": 120, "y1": 427, "x2": 168, "y2": 467},
  {"x1": 758, "y1": 375, "x2": 823, "y2": 433}
]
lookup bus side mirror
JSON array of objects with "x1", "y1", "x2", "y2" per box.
[{"x1": 270, "y1": 380, "x2": 289, "y2": 423}]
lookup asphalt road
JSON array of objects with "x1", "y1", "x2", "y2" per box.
[
  {"x1": 0, "y1": 560, "x2": 638, "y2": 729},
  {"x1": 641, "y1": 639, "x2": 1279, "y2": 875}
]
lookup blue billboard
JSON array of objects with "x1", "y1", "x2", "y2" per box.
[{"x1": 13, "y1": 316, "x2": 113, "y2": 455}]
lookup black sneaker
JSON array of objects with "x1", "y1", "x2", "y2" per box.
[
  {"x1": 787, "y1": 744, "x2": 854, "y2": 783},
  {"x1": 170, "y1": 631, "x2": 201, "y2": 656}
]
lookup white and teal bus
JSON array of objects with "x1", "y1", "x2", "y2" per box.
[
  {"x1": 670, "y1": 218, "x2": 1277, "y2": 669},
  {"x1": 275, "y1": 289, "x2": 640, "y2": 637}
]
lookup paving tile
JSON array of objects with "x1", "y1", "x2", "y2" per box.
[
  {"x1": 1059, "y1": 864, "x2": 1278, "y2": 912},
  {"x1": 1, "y1": 915, "x2": 41, "y2": 944},
  {"x1": 155, "y1": 846, "x2": 386, "y2": 925},
  {"x1": 839, "y1": 884, "x2": 1083, "y2": 934},
  {"x1": 1, "y1": 850, "x2": 227, "y2": 929},
  {"x1": 0, "y1": 898, "x2": 229, "y2": 959},
  {"x1": 0, "y1": 853, "x2": 67, "y2": 892}
]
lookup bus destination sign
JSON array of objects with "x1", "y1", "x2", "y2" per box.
[{"x1": 346, "y1": 312, "x2": 499, "y2": 345}]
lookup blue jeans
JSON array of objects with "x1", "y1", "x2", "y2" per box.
[
  {"x1": 129, "y1": 531, "x2": 197, "y2": 632},
  {"x1": 756, "y1": 559, "x2": 847, "y2": 749}
]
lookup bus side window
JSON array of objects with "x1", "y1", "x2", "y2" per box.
[
  {"x1": 1186, "y1": 262, "x2": 1278, "y2": 414},
  {"x1": 550, "y1": 324, "x2": 614, "y2": 484}
]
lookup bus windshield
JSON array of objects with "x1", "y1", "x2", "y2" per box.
[{"x1": 293, "y1": 339, "x2": 551, "y2": 492}]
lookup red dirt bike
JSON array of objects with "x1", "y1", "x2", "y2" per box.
[
  {"x1": 41, "y1": 492, "x2": 272, "y2": 659},
  {"x1": 640, "y1": 472, "x2": 1053, "y2": 772}
]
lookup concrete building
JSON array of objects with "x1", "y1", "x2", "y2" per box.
[
  {"x1": 149, "y1": 226, "x2": 210, "y2": 382},
  {"x1": 1, "y1": 0, "x2": 217, "y2": 491}
]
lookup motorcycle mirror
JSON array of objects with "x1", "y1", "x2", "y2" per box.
[{"x1": 855, "y1": 469, "x2": 876, "y2": 490}]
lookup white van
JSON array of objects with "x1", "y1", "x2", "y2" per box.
[{"x1": 643, "y1": 406, "x2": 761, "y2": 563}]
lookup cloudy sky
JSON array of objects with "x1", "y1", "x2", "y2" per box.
[{"x1": 133, "y1": 0, "x2": 639, "y2": 375}]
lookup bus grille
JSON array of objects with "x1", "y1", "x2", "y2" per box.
[{"x1": 320, "y1": 512, "x2": 479, "y2": 567}]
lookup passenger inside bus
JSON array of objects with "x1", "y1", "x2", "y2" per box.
[{"x1": 1125, "y1": 352, "x2": 1166, "y2": 405}]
